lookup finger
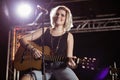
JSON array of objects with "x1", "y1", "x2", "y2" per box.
[
  {"x1": 33, "y1": 52, "x2": 40, "y2": 59},
  {"x1": 73, "y1": 56, "x2": 77, "y2": 59},
  {"x1": 38, "y1": 51, "x2": 42, "y2": 57},
  {"x1": 35, "y1": 50, "x2": 42, "y2": 57}
]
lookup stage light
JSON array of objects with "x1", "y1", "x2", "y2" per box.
[
  {"x1": 3, "y1": 0, "x2": 49, "y2": 25},
  {"x1": 2, "y1": 0, "x2": 37, "y2": 24},
  {"x1": 15, "y1": 3, "x2": 32, "y2": 19},
  {"x1": 95, "y1": 67, "x2": 109, "y2": 80}
]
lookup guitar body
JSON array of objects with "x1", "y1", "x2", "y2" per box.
[
  {"x1": 14, "y1": 44, "x2": 51, "y2": 71},
  {"x1": 14, "y1": 42, "x2": 96, "y2": 71}
]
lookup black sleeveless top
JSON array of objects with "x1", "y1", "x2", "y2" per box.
[{"x1": 33, "y1": 28, "x2": 69, "y2": 69}]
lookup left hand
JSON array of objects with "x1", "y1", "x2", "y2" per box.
[{"x1": 67, "y1": 56, "x2": 77, "y2": 69}]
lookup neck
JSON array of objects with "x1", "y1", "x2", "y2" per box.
[{"x1": 54, "y1": 26, "x2": 65, "y2": 32}]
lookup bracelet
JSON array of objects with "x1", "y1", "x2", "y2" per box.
[
  {"x1": 25, "y1": 44, "x2": 35, "y2": 52},
  {"x1": 25, "y1": 44, "x2": 29, "y2": 48}
]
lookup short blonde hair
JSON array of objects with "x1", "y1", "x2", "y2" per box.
[{"x1": 50, "y1": 5, "x2": 73, "y2": 31}]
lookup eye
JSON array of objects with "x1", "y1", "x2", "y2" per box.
[
  {"x1": 56, "y1": 13, "x2": 59, "y2": 16},
  {"x1": 61, "y1": 14, "x2": 65, "y2": 17},
  {"x1": 55, "y1": 13, "x2": 65, "y2": 17}
]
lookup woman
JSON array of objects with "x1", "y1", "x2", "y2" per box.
[{"x1": 20, "y1": 5, "x2": 79, "y2": 80}]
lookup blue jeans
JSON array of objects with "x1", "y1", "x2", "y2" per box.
[{"x1": 31, "y1": 67, "x2": 79, "y2": 80}]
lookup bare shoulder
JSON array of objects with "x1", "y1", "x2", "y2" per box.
[
  {"x1": 67, "y1": 32, "x2": 74, "y2": 40},
  {"x1": 68, "y1": 32, "x2": 73, "y2": 37},
  {"x1": 34, "y1": 27, "x2": 49, "y2": 32},
  {"x1": 23, "y1": 27, "x2": 50, "y2": 40},
  {"x1": 44, "y1": 27, "x2": 50, "y2": 31}
]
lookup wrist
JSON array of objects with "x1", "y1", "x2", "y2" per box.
[
  {"x1": 31, "y1": 47, "x2": 36, "y2": 52},
  {"x1": 25, "y1": 44, "x2": 29, "y2": 48},
  {"x1": 25, "y1": 44, "x2": 35, "y2": 52}
]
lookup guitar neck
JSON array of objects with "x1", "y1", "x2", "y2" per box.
[{"x1": 42, "y1": 55, "x2": 68, "y2": 62}]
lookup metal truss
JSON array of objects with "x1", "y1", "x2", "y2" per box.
[
  {"x1": 70, "y1": 17, "x2": 120, "y2": 33},
  {"x1": 34, "y1": 17, "x2": 120, "y2": 33}
]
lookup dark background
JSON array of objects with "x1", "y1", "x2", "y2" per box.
[{"x1": 0, "y1": 0, "x2": 120, "y2": 80}]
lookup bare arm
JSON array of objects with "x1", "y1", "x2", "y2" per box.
[
  {"x1": 67, "y1": 32, "x2": 77, "y2": 69},
  {"x1": 19, "y1": 27, "x2": 48, "y2": 58},
  {"x1": 20, "y1": 27, "x2": 48, "y2": 48},
  {"x1": 67, "y1": 32, "x2": 74, "y2": 57}
]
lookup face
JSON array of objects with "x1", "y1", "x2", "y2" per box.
[{"x1": 53, "y1": 9, "x2": 66, "y2": 26}]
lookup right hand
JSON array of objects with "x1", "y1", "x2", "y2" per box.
[{"x1": 32, "y1": 48, "x2": 42, "y2": 59}]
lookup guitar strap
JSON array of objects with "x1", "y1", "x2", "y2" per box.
[{"x1": 20, "y1": 45, "x2": 29, "y2": 63}]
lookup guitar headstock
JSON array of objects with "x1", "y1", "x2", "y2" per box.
[{"x1": 76, "y1": 57, "x2": 97, "y2": 70}]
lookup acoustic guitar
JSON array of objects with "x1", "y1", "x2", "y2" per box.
[{"x1": 14, "y1": 43, "x2": 96, "y2": 71}]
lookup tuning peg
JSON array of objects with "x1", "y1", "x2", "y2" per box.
[{"x1": 76, "y1": 58, "x2": 80, "y2": 64}]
